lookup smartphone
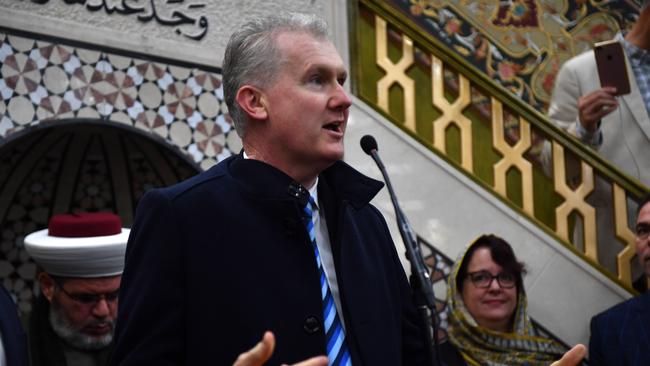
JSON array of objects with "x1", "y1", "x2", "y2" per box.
[{"x1": 594, "y1": 40, "x2": 631, "y2": 96}]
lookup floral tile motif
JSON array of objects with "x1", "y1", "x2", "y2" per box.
[
  {"x1": 393, "y1": 0, "x2": 638, "y2": 111},
  {"x1": 0, "y1": 29, "x2": 239, "y2": 315},
  {"x1": 36, "y1": 43, "x2": 74, "y2": 67},
  {"x1": 2, "y1": 53, "x2": 41, "y2": 96},
  {"x1": 0, "y1": 29, "x2": 236, "y2": 167}
]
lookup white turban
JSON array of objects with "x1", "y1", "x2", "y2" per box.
[{"x1": 24, "y1": 213, "x2": 129, "y2": 278}]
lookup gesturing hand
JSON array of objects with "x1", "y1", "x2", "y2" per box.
[
  {"x1": 550, "y1": 344, "x2": 587, "y2": 366},
  {"x1": 233, "y1": 331, "x2": 328, "y2": 366}
]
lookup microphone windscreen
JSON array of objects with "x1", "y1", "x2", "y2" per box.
[{"x1": 360, "y1": 135, "x2": 378, "y2": 155}]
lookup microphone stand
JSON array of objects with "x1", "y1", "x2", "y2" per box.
[{"x1": 368, "y1": 148, "x2": 441, "y2": 366}]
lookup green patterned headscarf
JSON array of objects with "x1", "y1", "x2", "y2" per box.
[{"x1": 446, "y1": 236, "x2": 566, "y2": 366}]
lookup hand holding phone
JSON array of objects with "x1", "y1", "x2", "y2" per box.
[{"x1": 594, "y1": 40, "x2": 631, "y2": 96}]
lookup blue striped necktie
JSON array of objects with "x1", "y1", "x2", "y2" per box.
[{"x1": 303, "y1": 196, "x2": 352, "y2": 366}]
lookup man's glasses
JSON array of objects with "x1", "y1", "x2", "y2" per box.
[
  {"x1": 466, "y1": 270, "x2": 516, "y2": 289},
  {"x1": 53, "y1": 279, "x2": 119, "y2": 305}
]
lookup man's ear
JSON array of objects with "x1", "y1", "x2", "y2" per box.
[
  {"x1": 235, "y1": 85, "x2": 268, "y2": 121},
  {"x1": 38, "y1": 272, "x2": 55, "y2": 303}
]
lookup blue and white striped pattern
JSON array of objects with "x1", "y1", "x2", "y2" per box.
[{"x1": 304, "y1": 196, "x2": 352, "y2": 366}]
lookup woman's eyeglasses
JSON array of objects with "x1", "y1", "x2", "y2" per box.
[{"x1": 466, "y1": 270, "x2": 516, "y2": 289}]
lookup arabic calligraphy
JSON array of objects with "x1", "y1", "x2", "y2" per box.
[{"x1": 30, "y1": 0, "x2": 208, "y2": 41}]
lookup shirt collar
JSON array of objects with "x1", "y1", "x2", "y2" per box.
[
  {"x1": 244, "y1": 150, "x2": 320, "y2": 209},
  {"x1": 308, "y1": 177, "x2": 320, "y2": 210},
  {"x1": 620, "y1": 32, "x2": 650, "y2": 65}
]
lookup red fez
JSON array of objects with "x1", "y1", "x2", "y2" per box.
[{"x1": 49, "y1": 212, "x2": 122, "y2": 237}]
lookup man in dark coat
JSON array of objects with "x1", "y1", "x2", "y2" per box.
[
  {"x1": 589, "y1": 193, "x2": 650, "y2": 366},
  {"x1": 0, "y1": 284, "x2": 28, "y2": 366},
  {"x1": 110, "y1": 12, "x2": 427, "y2": 366}
]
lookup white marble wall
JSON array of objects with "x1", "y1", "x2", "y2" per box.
[
  {"x1": 344, "y1": 98, "x2": 631, "y2": 349},
  {"x1": 0, "y1": 0, "x2": 350, "y2": 69}
]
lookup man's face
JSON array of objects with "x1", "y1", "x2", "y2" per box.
[
  {"x1": 45, "y1": 275, "x2": 121, "y2": 350},
  {"x1": 257, "y1": 31, "x2": 351, "y2": 180},
  {"x1": 635, "y1": 202, "x2": 650, "y2": 280}
]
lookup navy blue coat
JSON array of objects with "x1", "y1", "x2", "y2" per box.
[
  {"x1": 589, "y1": 291, "x2": 650, "y2": 366},
  {"x1": 0, "y1": 285, "x2": 28, "y2": 366},
  {"x1": 111, "y1": 156, "x2": 427, "y2": 366}
]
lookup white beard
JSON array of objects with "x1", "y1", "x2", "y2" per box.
[{"x1": 48, "y1": 301, "x2": 114, "y2": 351}]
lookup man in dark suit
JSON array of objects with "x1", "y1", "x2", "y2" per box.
[
  {"x1": 589, "y1": 193, "x2": 650, "y2": 366},
  {"x1": 110, "y1": 12, "x2": 427, "y2": 366},
  {"x1": 0, "y1": 284, "x2": 28, "y2": 366}
]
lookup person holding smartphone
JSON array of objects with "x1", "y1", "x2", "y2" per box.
[{"x1": 547, "y1": 0, "x2": 650, "y2": 287}]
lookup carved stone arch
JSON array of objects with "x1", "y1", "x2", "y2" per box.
[{"x1": 0, "y1": 118, "x2": 201, "y2": 314}]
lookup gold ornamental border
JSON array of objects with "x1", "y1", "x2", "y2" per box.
[{"x1": 350, "y1": 0, "x2": 648, "y2": 293}]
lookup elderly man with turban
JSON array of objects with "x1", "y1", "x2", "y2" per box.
[{"x1": 24, "y1": 213, "x2": 128, "y2": 366}]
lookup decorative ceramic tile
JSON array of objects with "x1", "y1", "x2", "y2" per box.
[
  {"x1": 7, "y1": 96, "x2": 34, "y2": 125},
  {"x1": 2, "y1": 53, "x2": 41, "y2": 95},
  {"x1": 186, "y1": 143, "x2": 203, "y2": 162},
  {"x1": 63, "y1": 90, "x2": 82, "y2": 111},
  {"x1": 107, "y1": 54, "x2": 132, "y2": 70},
  {"x1": 226, "y1": 129, "x2": 243, "y2": 153},
  {"x1": 43, "y1": 66, "x2": 69, "y2": 94},
  {"x1": 36, "y1": 95, "x2": 73, "y2": 121},
  {"x1": 193, "y1": 120, "x2": 224, "y2": 158},
  {"x1": 27, "y1": 49, "x2": 48, "y2": 70},
  {"x1": 109, "y1": 111, "x2": 132, "y2": 124},
  {"x1": 163, "y1": 81, "x2": 197, "y2": 120},
  {"x1": 95, "y1": 59, "x2": 114, "y2": 74},
  {"x1": 104, "y1": 71, "x2": 137, "y2": 110},
  {"x1": 46, "y1": 45, "x2": 74, "y2": 65},
  {"x1": 197, "y1": 92, "x2": 219, "y2": 118},
  {"x1": 169, "y1": 120, "x2": 192, "y2": 148},
  {"x1": 135, "y1": 110, "x2": 168, "y2": 138},
  {"x1": 0, "y1": 79, "x2": 12, "y2": 100},
  {"x1": 70, "y1": 65, "x2": 99, "y2": 105},
  {"x1": 139, "y1": 82, "x2": 162, "y2": 108},
  {"x1": 169, "y1": 65, "x2": 191, "y2": 80},
  {"x1": 74, "y1": 48, "x2": 101, "y2": 64},
  {"x1": 156, "y1": 71, "x2": 174, "y2": 90},
  {"x1": 199, "y1": 158, "x2": 217, "y2": 170},
  {"x1": 63, "y1": 54, "x2": 81, "y2": 74},
  {"x1": 215, "y1": 113, "x2": 232, "y2": 133},
  {"x1": 77, "y1": 106, "x2": 101, "y2": 118},
  {"x1": 192, "y1": 71, "x2": 221, "y2": 92},
  {"x1": 7, "y1": 35, "x2": 34, "y2": 52},
  {"x1": 126, "y1": 101, "x2": 144, "y2": 120},
  {"x1": 134, "y1": 61, "x2": 167, "y2": 81},
  {"x1": 186, "y1": 111, "x2": 202, "y2": 128},
  {"x1": 0, "y1": 43, "x2": 13, "y2": 64},
  {"x1": 29, "y1": 85, "x2": 48, "y2": 105}
]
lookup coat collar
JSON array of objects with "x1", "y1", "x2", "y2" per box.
[{"x1": 225, "y1": 155, "x2": 384, "y2": 209}]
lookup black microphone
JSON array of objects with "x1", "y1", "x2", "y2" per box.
[
  {"x1": 360, "y1": 135, "x2": 377, "y2": 155},
  {"x1": 360, "y1": 134, "x2": 439, "y2": 366}
]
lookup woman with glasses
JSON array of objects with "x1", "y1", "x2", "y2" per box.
[{"x1": 440, "y1": 234, "x2": 566, "y2": 366}]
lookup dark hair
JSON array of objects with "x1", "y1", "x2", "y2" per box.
[
  {"x1": 636, "y1": 193, "x2": 650, "y2": 217},
  {"x1": 456, "y1": 234, "x2": 527, "y2": 294}
]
